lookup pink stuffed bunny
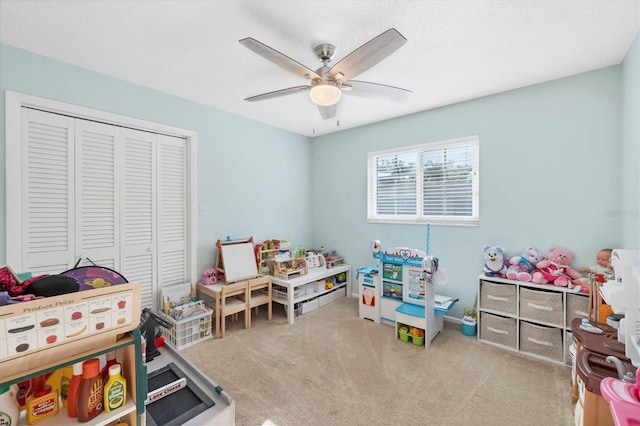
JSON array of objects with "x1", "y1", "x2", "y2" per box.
[{"x1": 531, "y1": 247, "x2": 582, "y2": 287}]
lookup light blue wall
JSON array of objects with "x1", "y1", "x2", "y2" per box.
[
  {"x1": 0, "y1": 44, "x2": 311, "y2": 276},
  {"x1": 621, "y1": 33, "x2": 640, "y2": 248},
  {"x1": 1, "y1": 37, "x2": 637, "y2": 321},
  {"x1": 311, "y1": 65, "x2": 630, "y2": 318}
]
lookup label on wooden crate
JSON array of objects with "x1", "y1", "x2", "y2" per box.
[{"x1": 0, "y1": 283, "x2": 140, "y2": 365}]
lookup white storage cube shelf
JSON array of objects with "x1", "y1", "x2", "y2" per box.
[
  {"x1": 477, "y1": 274, "x2": 588, "y2": 365},
  {"x1": 160, "y1": 308, "x2": 213, "y2": 350},
  {"x1": 271, "y1": 264, "x2": 352, "y2": 324}
]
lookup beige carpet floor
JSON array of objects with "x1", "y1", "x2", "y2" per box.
[{"x1": 181, "y1": 297, "x2": 575, "y2": 426}]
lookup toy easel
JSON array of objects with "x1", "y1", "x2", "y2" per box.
[{"x1": 215, "y1": 236, "x2": 256, "y2": 282}]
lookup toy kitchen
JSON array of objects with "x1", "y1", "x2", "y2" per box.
[
  {"x1": 595, "y1": 249, "x2": 640, "y2": 426},
  {"x1": 358, "y1": 244, "x2": 456, "y2": 348}
]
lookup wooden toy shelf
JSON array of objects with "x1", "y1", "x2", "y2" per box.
[
  {"x1": 0, "y1": 283, "x2": 146, "y2": 426},
  {"x1": 273, "y1": 257, "x2": 308, "y2": 279}
]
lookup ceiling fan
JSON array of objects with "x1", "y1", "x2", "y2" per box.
[{"x1": 239, "y1": 28, "x2": 412, "y2": 120}]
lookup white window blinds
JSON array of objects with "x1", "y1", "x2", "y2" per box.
[{"x1": 368, "y1": 136, "x2": 479, "y2": 226}]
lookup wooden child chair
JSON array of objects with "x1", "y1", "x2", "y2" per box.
[
  {"x1": 220, "y1": 281, "x2": 249, "y2": 338},
  {"x1": 247, "y1": 277, "x2": 272, "y2": 329}
]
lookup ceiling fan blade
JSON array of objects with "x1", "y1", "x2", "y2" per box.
[
  {"x1": 318, "y1": 104, "x2": 337, "y2": 120},
  {"x1": 245, "y1": 85, "x2": 310, "y2": 102},
  {"x1": 343, "y1": 80, "x2": 412, "y2": 100},
  {"x1": 328, "y1": 28, "x2": 407, "y2": 81},
  {"x1": 239, "y1": 37, "x2": 321, "y2": 80}
]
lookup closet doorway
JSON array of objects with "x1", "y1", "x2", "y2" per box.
[{"x1": 5, "y1": 91, "x2": 197, "y2": 311}]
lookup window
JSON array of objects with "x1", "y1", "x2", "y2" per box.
[{"x1": 367, "y1": 135, "x2": 479, "y2": 226}]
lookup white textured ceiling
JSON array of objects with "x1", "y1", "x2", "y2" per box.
[{"x1": 1, "y1": 0, "x2": 638, "y2": 137}]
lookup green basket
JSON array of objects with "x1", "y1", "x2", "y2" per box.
[
  {"x1": 399, "y1": 331, "x2": 411, "y2": 342},
  {"x1": 412, "y1": 335, "x2": 425, "y2": 346}
]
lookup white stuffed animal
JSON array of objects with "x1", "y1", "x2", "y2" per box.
[{"x1": 482, "y1": 245, "x2": 508, "y2": 278}]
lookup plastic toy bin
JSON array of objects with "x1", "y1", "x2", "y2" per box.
[
  {"x1": 160, "y1": 308, "x2": 213, "y2": 351},
  {"x1": 462, "y1": 306, "x2": 477, "y2": 336},
  {"x1": 398, "y1": 326, "x2": 411, "y2": 342},
  {"x1": 398, "y1": 325, "x2": 424, "y2": 345},
  {"x1": 462, "y1": 317, "x2": 477, "y2": 336}
]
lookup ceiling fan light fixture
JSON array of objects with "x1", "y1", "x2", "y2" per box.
[{"x1": 309, "y1": 82, "x2": 342, "y2": 106}]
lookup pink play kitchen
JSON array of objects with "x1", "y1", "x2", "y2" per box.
[{"x1": 573, "y1": 249, "x2": 640, "y2": 426}]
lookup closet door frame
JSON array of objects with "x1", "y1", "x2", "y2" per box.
[{"x1": 5, "y1": 90, "x2": 198, "y2": 287}]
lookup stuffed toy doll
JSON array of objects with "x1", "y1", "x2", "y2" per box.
[
  {"x1": 531, "y1": 247, "x2": 582, "y2": 287},
  {"x1": 506, "y1": 246, "x2": 545, "y2": 282},
  {"x1": 482, "y1": 245, "x2": 508, "y2": 278}
]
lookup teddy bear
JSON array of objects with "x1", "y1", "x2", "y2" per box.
[
  {"x1": 531, "y1": 247, "x2": 582, "y2": 287},
  {"x1": 482, "y1": 245, "x2": 508, "y2": 278},
  {"x1": 506, "y1": 246, "x2": 545, "y2": 282}
]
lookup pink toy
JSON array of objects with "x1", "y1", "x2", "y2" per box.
[
  {"x1": 202, "y1": 268, "x2": 218, "y2": 285},
  {"x1": 600, "y1": 369, "x2": 640, "y2": 426},
  {"x1": 506, "y1": 246, "x2": 545, "y2": 282},
  {"x1": 531, "y1": 247, "x2": 582, "y2": 287}
]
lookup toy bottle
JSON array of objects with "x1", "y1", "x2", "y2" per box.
[
  {"x1": 77, "y1": 358, "x2": 104, "y2": 422},
  {"x1": 103, "y1": 363, "x2": 127, "y2": 413},
  {"x1": 60, "y1": 365, "x2": 73, "y2": 408},
  {"x1": 16, "y1": 378, "x2": 32, "y2": 410},
  {"x1": 0, "y1": 384, "x2": 20, "y2": 426},
  {"x1": 26, "y1": 375, "x2": 59, "y2": 424},
  {"x1": 101, "y1": 351, "x2": 118, "y2": 381},
  {"x1": 66, "y1": 361, "x2": 83, "y2": 418},
  {"x1": 44, "y1": 368, "x2": 62, "y2": 404}
]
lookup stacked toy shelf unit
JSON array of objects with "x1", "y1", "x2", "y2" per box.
[
  {"x1": 0, "y1": 283, "x2": 146, "y2": 425},
  {"x1": 477, "y1": 273, "x2": 589, "y2": 365}
]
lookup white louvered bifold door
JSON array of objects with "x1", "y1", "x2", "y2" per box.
[
  {"x1": 120, "y1": 128, "x2": 157, "y2": 310},
  {"x1": 74, "y1": 120, "x2": 119, "y2": 270},
  {"x1": 157, "y1": 134, "x2": 188, "y2": 300},
  {"x1": 21, "y1": 109, "x2": 75, "y2": 274},
  {"x1": 11, "y1": 106, "x2": 190, "y2": 310}
]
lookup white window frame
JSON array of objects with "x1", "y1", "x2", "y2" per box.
[
  {"x1": 367, "y1": 135, "x2": 479, "y2": 226},
  {"x1": 4, "y1": 90, "x2": 198, "y2": 283}
]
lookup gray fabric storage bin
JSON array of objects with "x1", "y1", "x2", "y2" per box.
[
  {"x1": 480, "y1": 311, "x2": 517, "y2": 348},
  {"x1": 566, "y1": 292, "x2": 589, "y2": 325},
  {"x1": 480, "y1": 281, "x2": 517, "y2": 314},
  {"x1": 519, "y1": 287, "x2": 563, "y2": 326},
  {"x1": 520, "y1": 321, "x2": 563, "y2": 361}
]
